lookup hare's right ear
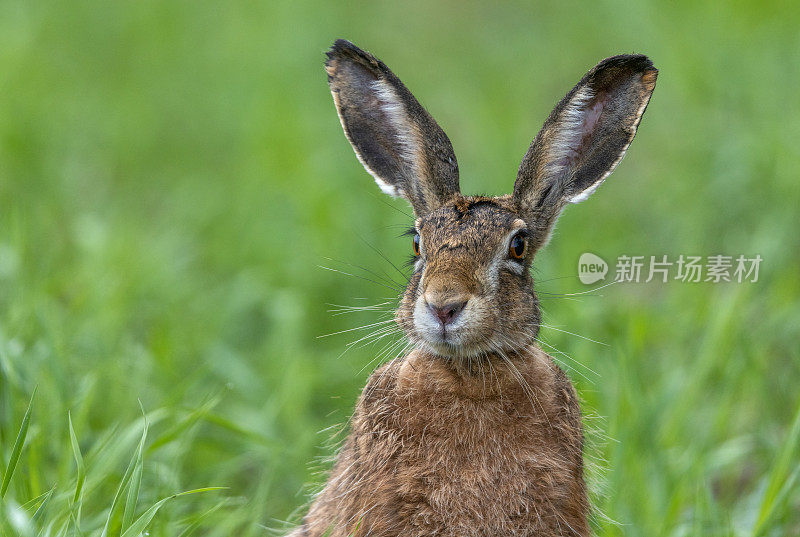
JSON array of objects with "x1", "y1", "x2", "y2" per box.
[
  {"x1": 513, "y1": 55, "x2": 657, "y2": 251},
  {"x1": 325, "y1": 40, "x2": 460, "y2": 216}
]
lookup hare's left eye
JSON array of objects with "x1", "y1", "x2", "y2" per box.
[
  {"x1": 412, "y1": 233, "x2": 421, "y2": 256},
  {"x1": 508, "y1": 233, "x2": 527, "y2": 260}
]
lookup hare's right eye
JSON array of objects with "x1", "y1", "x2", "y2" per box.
[
  {"x1": 412, "y1": 234, "x2": 421, "y2": 256},
  {"x1": 508, "y1": 232, "x2": 528, "y2": 260}
]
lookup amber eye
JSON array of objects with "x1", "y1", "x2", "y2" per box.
[
  {"x1": 412, "y1": 233, "x2": 421, "y2": 256},
  {"x1": 508, "y1": 233, "x2": 527, "y2": 260}
]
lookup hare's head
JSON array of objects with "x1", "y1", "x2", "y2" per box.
[{"x1": 325, "y1": 40, "x2": 657, "y2": 358}]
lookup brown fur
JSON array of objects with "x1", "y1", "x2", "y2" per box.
[
  {"x1": 301, "y1": 348, "x2": 587, "y2": 537},
  {"x1": 286, "y1": 40, "x2": 657, "y2": 536}
]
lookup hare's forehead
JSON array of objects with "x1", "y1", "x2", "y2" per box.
[{"x1": 419, "y1": 200, "x2": 521, "y2": 248}]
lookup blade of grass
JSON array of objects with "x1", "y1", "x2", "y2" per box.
[
  {"x1": 174, "y1": 498, "x2": 231, "y2": 537},
  {"x1": 1, "y1": 386, "x2": 37, "y2": 498},
  {"x1": 67, "y1": 413, "x2": 85, "y2": 505},
  {"x1": 67, "y1": 412, "x2": 86, "y2": 533},
  {"x1": 758, "y1": 466, "x2": 800, "y2": 534},
  {"x1": 202, "y1": 412, "x2": 278, "y2": 449},
  {"x1": 121, "y1": 403, "x2": 148, "y2": 531},
  {"x1": 119, "y1": 487, "x2": 225, "y2": 537},
  {"x1": 31, "y1": 485, "x2": 57, "y2": 523},
  {"x1": 55, "y1": 517, "x2": 70, "y2": 537},
  {"x1": 350, "y1": 516, "x2": 363, "y2": 537},
  {"x1": 2, "y1": 499, "x2": 35, "y2": 537},
  {"x1": 21, "y1": 486, "x2": 55, "y2": 512},
  {"x1": 100, "y1": 420, "x2": 148, "y2": 537},
  {"x1": 69, "y1": 512, "x2": 84, "y2": 537},
  {"x1": 121, "y1": 458, "x2": 143, "y2": 530},
  {"x1": 147, "y1": 393, "x2": 221, "y2": 453},
  {"x1": 0, "y1": 501, "x2": 15, "y2": 537},
  {"x1": 753, "y1": 397, "x2": 800, "y2": 535},
  {"x1": 36, "y1": 519, "x2": 59, "y2": 537}
]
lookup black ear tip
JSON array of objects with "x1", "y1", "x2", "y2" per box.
[
  {"x1": 329, "y1": 39, "x2": 356, "y2": 54},
  {"x1": 589, "y1": 54, "x2": 658, "y2": 91},
  {"x1": 595, "y1": 53, "x2": 656, "y2": 74},
  {"x1": 628, "y1": 54, "x2": 657, "y2": 74},
  {"x1": 326, "y1": 39, "x2": 353, "y2": 63},
  {"x1": 626, "y1": 55, "x2": 659, "y2": 87},
  {"x1": 326, "y1": 39, "x2": 372, "y2": 63}
]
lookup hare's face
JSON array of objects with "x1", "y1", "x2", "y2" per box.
[
  {"x1": 398, "y1": 197, "x2": 540, "y2": 357},
  {"x1": 326, "y1": 40, "x2": 657, "y2": 358}
]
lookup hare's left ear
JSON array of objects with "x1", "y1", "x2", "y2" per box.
[
  {"x1": 326, "y1": 40, "x2": 460, "y2": 216},
  {"x1": 513, "y1": 55, "x2": 657, "y2": 251}
]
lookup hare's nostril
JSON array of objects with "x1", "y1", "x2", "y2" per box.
[{"x1": 428, "y1": 300, "x2": 467, "y2": 327}]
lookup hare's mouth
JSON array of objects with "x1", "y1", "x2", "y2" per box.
[
  {"x1": 412, "y1": 297, "x2": 486, "y2": 357},
  {"x1": 417, "y1": 329, "x2": 472, "y2": 357},
  {"x1": 425, "y1": 326, "x2": 462, "y2": 346}
]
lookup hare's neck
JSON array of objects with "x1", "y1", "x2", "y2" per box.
[{"x1": 395, "y1": 346, "x2": 557, "y2": 402}]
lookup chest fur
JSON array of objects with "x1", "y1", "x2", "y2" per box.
[{"x1": 323, "y1": 351, "x2": 586, "y2": 536}]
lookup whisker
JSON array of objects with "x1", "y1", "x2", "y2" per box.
[
  {"x1": 538, "y1": 339, "x2": 598, "y2": 383},
  {"x1": 540, "y1": 338, "x2": 600, "y2": 376},
  {"x1": 491, "y1": 340, "x2": 552, "y2": 426},
  {"x1": 317, "y1": 319, "x2": 395, "y2": 339},
  {"x1": 536, "y1": 295, "x2": 586, "y2": 302},
  {"x1": 355, "y1": 234, "x2": 411, "y2": 284},
  {"x1": 327, "y1": 301, "x2": 395, "y2": 315},
  {"x1": 531, "y1": 274, "x2": 583, "y2": 284},
  {"x1": 356, "y1": 336, "x2": 405, "y2": 374},
  {"x1": 366, "y1": 190, "x2": 414, "y2": 219},
  {"x1": 538, "y1": 323, "x2": 610, "y2": 347},
  {"x1": 539, "y1": 279, "x2": 621, "y2": 297},
  {"x1": 374, "y1": 338, "x2": 410, "y2": 365},
  {"x1": 321, "y1": 256, "x2": 406, "y2": 290},
  {"x1": 347, "y1": 325, "x2": 401, "y2": 348},
  {"x1": 339, "y1": 325, "x2": 400, "y2": 354},
  {"x1": 318, "y1": 265, "x2": 405, "y2": 293}
]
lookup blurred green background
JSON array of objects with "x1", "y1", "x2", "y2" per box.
[{"x1": 1, "y1": 0, "x2": 799, "y2": 535}]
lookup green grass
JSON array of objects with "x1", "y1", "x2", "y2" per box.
[{"x1": 1, "y1": 0, "x2": 799, "y2": 535}]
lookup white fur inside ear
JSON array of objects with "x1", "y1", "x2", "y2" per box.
[
  {"x1": 371, "y1": 79, "x2": 424, "y2": 181},
  {"x1": 570, "y1": 85, "x2": 653, "y2": 203},
  {"x1": 568, "y1": 178, "x2": 603, "y2": 203},
  {"x1": 562, "y1": 81, "x2": 653, "y2": 204},
  {"x1": 374, "y1": 176, "x2": 400, "y2": 197},
  {"x1": 330, "y1": 87, "x2": 405, "y2": 199},
  {"x1": 545, "y1": 86, "x2": 596, "y2": 180}
]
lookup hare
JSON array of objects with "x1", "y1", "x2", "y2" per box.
[{"x1": 288, "y1": 40, "x2": 657, "y2": 537}]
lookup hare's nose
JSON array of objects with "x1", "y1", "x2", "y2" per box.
[{"x1": 428, "y1": 299, "x2": 467, "y2": 327}]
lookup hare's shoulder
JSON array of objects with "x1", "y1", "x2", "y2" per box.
[{"x1": 543, "y1": 351, "x2": 583, "y2": 427}]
